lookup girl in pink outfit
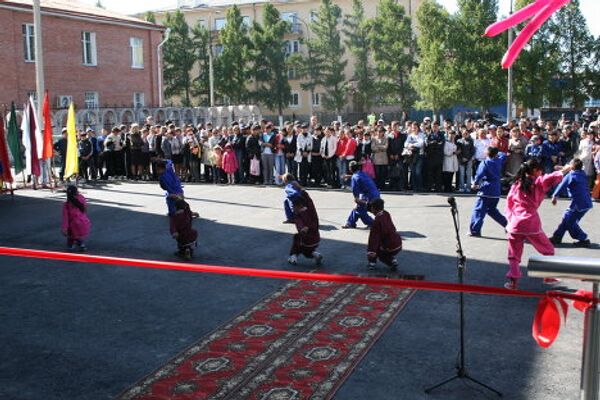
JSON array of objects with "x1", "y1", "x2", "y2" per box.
[
  {"x1": 504, "y1": 159, "x2": 571, "y2": 289},
  {"x1": 61, "y1": 186, "x2": 91, "y2": 251},
  {"x1": 222, "y1": 143, "x2": 239, "y2": 185}
]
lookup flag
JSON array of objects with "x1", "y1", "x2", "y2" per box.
[
  {"x1": 28, "y1": 97, "x2": 41, "y2": 176},
  {"x1": 41, "y1": 91, "x2": 54, "y2": 160},
  {"x1": 21, "y1": 101, "x2": 32, "y2": 175},
  {"x1": 64, "y1": 103, "x2": 78, "y2": 179},
  {"x1": 6, "y1": 103, "x2": 24, "y2": 174},
  {"x1": 0, "y1": 115, "x2": 14, "y2": 183}
]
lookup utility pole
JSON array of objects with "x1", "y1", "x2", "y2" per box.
[
  {"x1": 157, "y1": 28, "x2": 171, "y2": 107},
  {"x1": 33, "y1": 0, "x2": 45, "y2": 116},
  {"x1": 507, "y1": 0, "x2": 514, "y2": 123}
]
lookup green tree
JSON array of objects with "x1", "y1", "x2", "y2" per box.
[
  {"x1": 144, "y1": 11, "x2": 156, "y2": 24},
  {"x1": 191, "y1": 23, "x2": 211, "y2": 106},
  {"x1": 163, "y1": 10, "x2": 196, "y2": 106},
  {"x1": 343, "y1": 0, "x2": 374, "y2": 113},
  {"x1": 215, "y1": 5, "x2": 252, "y2": 104},
  {"x1": 411, "y1": 0, "x2": 456, "y2": 116},
  {"x1": 368, "y1": 0, "x2": 415, "y2": 110},
  {"x1": 550, "y1": 0, "x2": 595, "y2": 108},
  {"x1": 249, "y1": 4, "x2": 291, "y2": 118},
  {"x1": 306, "y1": 0, "x2": 347, "y2": 114},
  {"x1": 452, "y1": 0, "x2": 505, "y2": 111},
  {"x1": 512, "y1": 0, "x2": 559, "y2": 112}
]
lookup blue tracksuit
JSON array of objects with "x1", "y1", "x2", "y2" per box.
[
  {"x1": 541, "y1": 140, "x2": 561, "y2": 173},
  {"x1": 346, "y1": 171, "x2": 381, "y2": 227},
  {"x1": 525, "y1": 143, "x2": 542, "y2": 160},
  {"x1": 284, "y1": 182, "x2": 302, "y2": 221},
  {"x1": 469, "y1": 153, "x2": 508, "y2": 235},
  {"x1": 552, "y1": 170, "x2": 593, "y2": 241},
  {"x1": 159, "y1": 160, "x2": 184, "y2": 215}
]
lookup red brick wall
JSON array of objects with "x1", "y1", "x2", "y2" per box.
[{"x1": 0, "y1": 7, "x2": 163, "y2": 110}]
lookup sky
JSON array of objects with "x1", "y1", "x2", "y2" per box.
[{"x1": 82, "y1": 0, "x2": 599, "y2": 37}]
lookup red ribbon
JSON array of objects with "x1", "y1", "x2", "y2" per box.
[{"x1": 0, "y1": 246, "x2": 595, "y2": 348}]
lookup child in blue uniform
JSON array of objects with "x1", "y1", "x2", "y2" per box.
[
  {"x1": 282, "y1": 173, "x2": 302, "y2": 223},
  {"x1": 157, "y1": 160, "x2": 198, "y2": 218},
  {"x1": 550, "y1": 158, "x2": 593, "y2": 247},
  {"x1": 469, "y1": 147, "x2": 508, "y2": 237},
  {"x1": 342, "y1": 161, "x2": 381, "y2": 229}
]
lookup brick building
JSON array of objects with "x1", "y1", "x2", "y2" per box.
[{"x1": 0, "y1": 0, "x2": 165, "y2": 112}]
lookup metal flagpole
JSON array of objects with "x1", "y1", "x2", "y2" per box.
[
  {"x1": 33, "y1": 0, "x2": 46, "y2": 189},
  {"x1": 507, "y1": 0, "x2": 514, "y2": 123}
]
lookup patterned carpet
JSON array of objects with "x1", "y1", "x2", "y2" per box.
[{"x1": 118, "y1": 278, "x2": 419, "y2": 400}]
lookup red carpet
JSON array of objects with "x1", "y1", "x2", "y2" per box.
[{"x1": 118, "y1": 278, "x2": 418, "y2": 400}]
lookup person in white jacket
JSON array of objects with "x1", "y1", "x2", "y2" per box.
[
  {"x1": 295, "y1": 123, "x2": 313, "y2": 186},
  {"x1": 442, "y1": 130, "x2": 459, "y2": 192},
  {"x1": 320, "y1": 126, "x2": 338, "y2": 188}
]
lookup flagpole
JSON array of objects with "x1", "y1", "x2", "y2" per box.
[{"x1": 33, "y1": 0, "x2": 45, "y2": 118}]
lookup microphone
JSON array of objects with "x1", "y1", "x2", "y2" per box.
[{"x1": 447, "y1": 196, "x2": 457, "y2": 209}]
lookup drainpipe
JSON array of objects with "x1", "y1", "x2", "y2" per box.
[{"x1": 157, "y1": 27, "x2": 171, "y2": 108}]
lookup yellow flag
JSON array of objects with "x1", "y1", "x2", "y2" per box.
[{"x1": 64, "y1": 103, "x2": 78, "y2": 178}]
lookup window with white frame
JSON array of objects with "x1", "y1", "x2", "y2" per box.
[
  {"x1": 215, "y1": 18, "x2": 226, "y2": 31},
  {"x1": 289, "y1": 92, "x2": 300, "y2": 108},
  {"x1": 312, "y1": 92, "x2": 320, "y2": 107},
  {"x1": 82, "y1": 32, "x2": 97, "y2": 66},
  {"x1": 198, "y1": 19, "x2": 207, "y2": 28},
  {"x1": 281, "y1": 12, "x2": 297, "y2": 24},
  {"x1": 130, "y1": 37, "x2": 144, "y2": 69},
  {"x1": 309, "y1": 10, "x2": 318, "y2": 22},
  {"x1": 214, "y1": 44, "x2": 224, "y2": 55},
  {"x1": 84, "y1": 92, "x2": 99, "y2": 109},
  {"x1": 242, "y1": 16, "x2": 251, "y2": 27},
  {"x1": 133, "y1": 92, "x2": 145, "y2": 108},
  {"x1": 287, "y1": 67, "x2": 297, "y2": 80},
  {"x1": 284, "y1": 40, "x2": 300, "y2": 56},
  {"x1": 22, "y1": 24, "x2": 35, "y2": 62}
]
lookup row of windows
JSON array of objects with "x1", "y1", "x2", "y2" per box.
[
  {"x1": 289, "y1": 92, "x2": 320, "y2": 108},
  {"x1": 26, "y1": 91, "x2": 145, "y2": 109},
  {"x1": 22, "y1": 24, "x2": 144, "y2": 69},
  {"x1": 198, "y1": 10, "x2": 318, "y2": 31}
]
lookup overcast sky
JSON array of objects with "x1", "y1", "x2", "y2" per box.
[{"x1": 81, "y1": 0, "x2": 599, "y2": 37}]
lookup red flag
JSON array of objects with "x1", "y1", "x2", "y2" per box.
[
  {"x1": 29, "y1": 101, "x2": 41, "y2": 177},
  {"x1": 42, "y1": 91, "x2": 54, "y2": 160},
  {"x1": 0, "y1": 115, "x2": 14, "y2": 183}
]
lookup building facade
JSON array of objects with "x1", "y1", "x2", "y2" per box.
[
  {"x1": 0, "y1": 0, "x2": 165, "y2": 113},
  {"x1": 152, "y1": 0, "x2": 421, "y2": 118}
]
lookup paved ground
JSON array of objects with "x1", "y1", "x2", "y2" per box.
[{"x1": 0, "y1": 182, "x2": 597, "y2": 400}]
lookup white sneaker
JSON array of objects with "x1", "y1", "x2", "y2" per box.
[
  {"x1": 288, "y1": 255, "x2": 298, "y2": 265},
  {"x1": 313, "y1": 252, "x2": 323, "y2": 266}
]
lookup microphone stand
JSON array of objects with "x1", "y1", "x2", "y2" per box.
[{"x1": 425, "y1": 199, "x2": 502, "y2": 397}]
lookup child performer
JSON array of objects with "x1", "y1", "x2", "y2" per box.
[
  {"x1": 222, "y1": 143, "x2": 238, "y2": 185},
  {"x1": 469, "y1": 147, "x2": 508, "y2": 237},
  {"x1": 342, "y1": 161, "x2": 381, "y2": 229},
  {"x1": 61, "y1": 185, "x2": 91, "y2": 251},
  {"x1": 504, "y1": 159, "x2": 572, "y2": 289},
  {"x1": 549, "y1": 158, "x2": 593, "y2": 248},
  {"x1": 288, "y1": 191, "x2": 322, "y2": 266},
  {"x1": 157, "y1": 160, "x2": 198, "y2": 218},
  {"x1": 367, "y1": 198, "x2": 402, "y2": 271},
  {"x1": 170, "y1": 198, "x2": 198, "y2": 260},
  {"x1": 282, "y1": 173, "x2": 302, "y2": 223}
]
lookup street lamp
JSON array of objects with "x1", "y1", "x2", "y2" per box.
[
  {"x1": 295, "y1": 15, "x2": 314, "y2": 118},
  {"x1": 157, "y1": 28, "x2": 172, "y2": 107},
  {"x1": 207, "y1": 10, "x2": 222, "y2": 109}
]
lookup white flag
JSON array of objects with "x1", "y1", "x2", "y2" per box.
[{"x1": 20, "y1": 102, "x2": 32, "y2": 176}]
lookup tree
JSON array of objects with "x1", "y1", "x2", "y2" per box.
[
  {"x1": 411, "y1": 0, "x2": 456, "y2": 116},
  {"x1": 95, "y1": 0, "x2": 104, "y2": 9},
  {"x1": 550, "y1": 0, "x2": 595, "y2": 108},
  {"x1": 249, "y1": 4, "x2": 291, "y2": 119},
  {"x1": 215, "y1": 5, "x2": 252, "y2": 104},
  {"x1": 162, "y1": 11, "x2": 196, "y2": 106},
  {"x1": 306, "y1": 0, "x2": 347, "y2": 114},
  {"x1": 368, "y1": 0, "x2": 415, "y2": 110},
  {"x1": 451, "y1": 0, "x2": 505, "y2": 111},
  {"x1": 191, "y1": 23, "x2": 211, "y2": 106},
  {"x1": 144, "y1": 11, "x2": 157, "y2": 24},
  {"x1": 512, "y1": 0, "x2": 559, "y2": 112},
  {"x1": 343, "y1": 0, "x2": 374, "y2": 113}
]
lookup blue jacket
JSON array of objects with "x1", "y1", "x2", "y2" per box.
[
  {"x1": 285, "y1": 182, "x2": 302, "y2": 201},
  {"x1": 525, "y1": 143, "x2": 542, "y2": 160},
  {"x1": 351, "y1": 171, "x2": 380, "y2": 201},
  {"x1": 541, "y1": 140, "x2": 561, "y2": 169},
  {"x1": 552, "y1": 170, "x2": 593, "y2": 212},
  {"x1": 473, "y1": 152, "x2": 506, "y2": 198},
  {"x1": 159, "y1": 160, "x2": 183, "y2": 196}
]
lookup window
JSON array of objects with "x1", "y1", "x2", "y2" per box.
[
  {"x1": 281, "y1": 12, "x2": 297, "y2": 24},
  {"x1": 215, "y1": 18, "x2": 226, "y2": 31},
  {"x1": 22, "y1": 24, "x2": 35, "y2": 62},
  {"x1": 214, "y1": 44, "x2": 224, "y2": 55},
  {"x1": 285, "y1": 40, "x2": 300, "y2": 55},
  {"x1": 82, "y1": 32, "x2": 97, "y2": 66},
  {"x1": 242, "y1": 16, "x2": 251, "y2": 27},
  {"x1": 84, "y1": 92, "x2": 99, "y2": 109},
  {"x1": 130, "y1": 37, "x2": 144, "y2": 69},
  {"x1": 198, "y1": 19, "x2": 207, "y2": 28},
  {"x1": 309, "y1": 10, "x2": 318, "y2": 22},
  {"x1": 289, "y1": 92, "x2": 300, "y2": 108},
  {"x1": 133, "y1": 92, "x2": 145, "y2": 108},
  {"x1": 312, "y1": 92, "x2": 320, "y2": 107},
  {"x1": 287, "y1": 67, "x2": 297, "y2": 80}
]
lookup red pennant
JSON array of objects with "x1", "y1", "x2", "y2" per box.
[
  {"x1": 42, "y1": 91, "x2": 54, "y2": 160},
  {"x1": 532, "y1": 296, "x2": 568, "y2": 348},
  {"x1": 572, "y1": 290, "x2": 594, "y2": 313}
]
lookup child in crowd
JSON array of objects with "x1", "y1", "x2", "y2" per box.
[
  {"x1": 170, "y1": 198, "x2": 198, "y2": 260},
  {"x1": 288, "y1": 191, "x2": 322, "y2": 266},
  {"x1": 61, "y1": 185, "x2": 91, "y2": 251},
  {"x1": 504, "y1": 159, "x2": 571, "y2": 289},
  {"x1": 211, "y1": 145, "x2": 223, "y2": 185},
  {"x1": 550, "y1": 158, "x2": 593, "y2": 247},
  {"x1": 282, "y1": 173, "x2": 302, "y2": 224},
  {"x1": 525, "y1": 135, "x2": 543, "y2": 160},
  {"x1": 367, "y1": 198, "x2": 402, "y2": 271},
  {"x1": 222, "y1": 143, "x2": 238, "y2": 185},
  {"x1": 469, "y1": 147, "x2": 507, "y2": 237}
]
